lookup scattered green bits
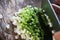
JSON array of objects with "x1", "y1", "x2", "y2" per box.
[{"x1": 15, "y1": 6, "x2": 52, "y2": 40}]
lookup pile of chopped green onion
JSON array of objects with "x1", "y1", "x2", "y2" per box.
[{"x1": 11, "y1": 6, "x2": 52, "y2": 40}]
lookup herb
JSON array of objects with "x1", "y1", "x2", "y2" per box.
[{"x1": 13, "y1": 6, "x2": 52, "y2": 40}]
